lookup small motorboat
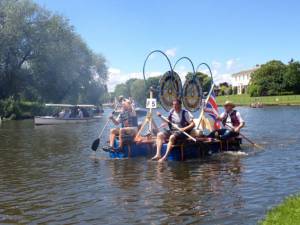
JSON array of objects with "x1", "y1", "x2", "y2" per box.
[{"x1": 34, "y1": 104, "x2": 103, "y2": 125}]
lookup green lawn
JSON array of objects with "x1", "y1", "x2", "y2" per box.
[
  {"x1": 216, "y1": 94, "x2": 300, "y2": 106},
  {"x1": 260, "y1": 195, "x2": 300, "y2": 225}
]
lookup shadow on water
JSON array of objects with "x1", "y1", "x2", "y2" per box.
[{"x1": 1, "y1": 106, "x2": 300, "y2": 224}]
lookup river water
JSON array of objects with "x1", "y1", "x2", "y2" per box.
[{"x1": 1, "y1": 107, "x2": 300, "y2": 225}]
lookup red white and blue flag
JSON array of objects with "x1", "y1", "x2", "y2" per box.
[{"x1": 204, "y1": 90, "x2": 221, "y2": 129}]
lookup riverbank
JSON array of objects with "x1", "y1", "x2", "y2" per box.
[
  {"x1": 260, "y1": 195, "x2": 300, "y2": 225},
  {"x1": 0, "y1": 99, "x2": 45, "y2": 120},
  {"x1": 216, "y1": 94, "x2": 300, "y2": 106}
]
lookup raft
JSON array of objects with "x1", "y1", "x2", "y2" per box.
[{"x1": 106, "y1": 137, "x2": 242, "y2": 161}]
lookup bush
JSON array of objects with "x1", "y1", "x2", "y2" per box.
[
  {"x1": 233, "y1": 86, "x2": 238, "y2": 95},
  {"x1": 0, "y1": 98, "x2": 44, "y2": 119},
  {"x1": 0, "y1": 97, "x2": 21, "y2": 119}
]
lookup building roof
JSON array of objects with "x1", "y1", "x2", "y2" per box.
[{"x1": 232, "y1": 67, "x2": 258, "y2": 77}]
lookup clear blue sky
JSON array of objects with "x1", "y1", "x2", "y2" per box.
[{"x1": 34, "y1": 0, "x2": 300, "y2": 90}]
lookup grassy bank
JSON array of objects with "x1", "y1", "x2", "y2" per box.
[
  {"x1": 260, "y1": 195, "x2": 300, "y2": 225},
  {"x1": 216, "y1": 94, "x2": 300, "y2": 106},
  {"x1": 0, "y1": 99, "x2": 45, "y2": 120}
]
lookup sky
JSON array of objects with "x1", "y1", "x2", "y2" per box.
[{"x1": 34, "y1": 0, "x2": 300, "y2": 91}]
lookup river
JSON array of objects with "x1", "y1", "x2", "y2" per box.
[{"x1": 1, "y1": 106, "x2": 300, "y2": 225}]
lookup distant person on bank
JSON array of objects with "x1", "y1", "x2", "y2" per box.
[
  {"x1": 208, "y1": 101, "x2": 245, "y2": 140},
  {"x1": 152, "y1": 99, "x2": 195, "y2": 162},
  {"x1": 103, "y1": 97, "x2": 137, "y2": 152}
]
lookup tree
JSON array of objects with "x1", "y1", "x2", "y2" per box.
[
  {"x1": 130, "y1": 79, "x2": 147, "y2": 106},
  {"x1": 114, "y1": 84, "x2": 128, "y2": 98},
  {"x1": 185, "y1": 72, "x2": 212, "y2": 93},
  {"x1": 0, "y1": 0, "x2": 108, "y2": 104},
  {"x1": 146, "y1": 76, "x2": 161, "y2": 90},
  {"x1": 219, "y1": 82, "x2": 229, "y2": 87},
  {"x1": 283, "y1": 61, "x2": 300, "y2": 94},
  {"x1": 248, "y1": 60, "x2": 286, "y2": 96}
]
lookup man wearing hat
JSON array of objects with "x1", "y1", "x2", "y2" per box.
[{"x1": 209, "y1": 100, "x2": 245, "y2": 140}]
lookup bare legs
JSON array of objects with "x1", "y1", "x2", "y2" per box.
[
  {"x1": 158, "y1": 135, "x2": 175, "y2": 162},
  {"x1": 152, "y1": 132, "x2": 175, "y2": 162},
  {"x1": 152, "y1": 132, "x2": 165, "y2": 160},
  {"x1": 119, "y1": 127, "x2": 137, "y2": 148},
  {"x1": 109, "y1": 128, "x2": 119, "y2": 147}
]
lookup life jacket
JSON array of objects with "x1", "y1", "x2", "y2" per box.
[
  {"x1": 127, "y1": 115, "x2": 138, "y2": 127},
  {"x1": 168, "y1": 109, "x2": 189, "y2": 130},
  {"x1": 120, "y1": 111, "x2": 138, "y2": 128},
  {"x1": 222, "y1": 110, "x2": 240, "y2": 127}
]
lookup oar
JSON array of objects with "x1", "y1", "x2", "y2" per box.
[
  {"x1": 157, "y1": 114, "x2": 197, "y2": 142},
  {"x1": 91, "y1": 105, "x2": 119, "y2": 151},
  {"x1": 224, "y1": 124, "x2": 264, "y2": 149}
]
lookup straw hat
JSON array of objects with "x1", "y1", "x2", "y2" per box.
[{"x1": 224, "y1": 100, "x2": 235, "y2": 108}]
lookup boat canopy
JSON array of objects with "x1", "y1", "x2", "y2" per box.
[{"x1": 45, "y1": 104, "x2": 97, "y2": 108}]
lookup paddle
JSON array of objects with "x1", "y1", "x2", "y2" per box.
[
  {"x1": 157, "y1": 114, "x2": 197, "y2": 142},
  {"x1": 91, "y1": 104, "x2": 119, "y2": 151},
  {"x1": 224, "y1": 124, "x2": 264, "y2": 149}
]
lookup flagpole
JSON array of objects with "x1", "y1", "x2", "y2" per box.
[{"x1": 196, "y1": 83, "x2": 215, "y2": 130}]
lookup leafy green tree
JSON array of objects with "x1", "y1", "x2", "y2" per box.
[
  {"x1": 130, "y1": 79, "x2": 147, "y2": 106},
  {"x1": 284, "y1": 61, "x2": 300, "y2": 94},
  {"x1": 186, "y1": 72, "x2": 212, "y2": 93},
  {"x1": 114, "y1": 84, "x2": 128, "y2": 98},
  {"x1": 145, "y1": 76, "x2": 161, "y2": 99},
  {"x1": 0, "y1": 0, "x2": 108, "y2": 105},
  {"x1": 249, "y1": 60, "x2": 286, "y2": 96},
  {"x1": 125, "y1": 78, "x2": 138, "y2": 96},
  {"x1": 146, "y1": 76, "x2": 161, "y2": 89}
]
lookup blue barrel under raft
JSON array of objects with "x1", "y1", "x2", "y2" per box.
[{"x1": 108, "y1": 138, "x2": 242, "y2": 161}]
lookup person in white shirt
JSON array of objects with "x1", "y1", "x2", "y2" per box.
[
  {"x1": 78, "y1": 108, "x2": 84, "y2": 118},
  {"x1": 152, "y1": 98, "x2": 195, "y2": 162},
  {"x1": 208, "y1": 100, "x2": 245, "y2": 140},
  {"x1": 58, "y1": 109, "x2": 65, "y2": 118}
]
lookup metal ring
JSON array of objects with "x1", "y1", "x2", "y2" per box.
[
  {"x1": 142, "y1": 50, "x2": 173, "y2": 88},
  {"x1": 196, "y1": 62, "x2": 214, "y2": 86}
]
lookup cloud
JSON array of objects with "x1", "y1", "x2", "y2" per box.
[
  {"x1": 214, "y1": 73, "x2": 232, "y2": 84},
  {"x1": 212, "y1": 60, "x2": 222, "y2": 69},
  {"x1": 165, "y1": 48, "x2": 177, "y2": 58},
  {"x1": 107, "y1": 67, "x2": 161, "y2": 91},
  {"x1": 226, "y1": 58, "x2": 240, "y2": 70},
  {"x1": 197, "y1": 61, "x2": 235, "y2": 85},
  {"x1": 108, "y1": 67, "x2": 121, "y2": 74}
]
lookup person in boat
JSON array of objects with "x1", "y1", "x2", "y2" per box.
[
  {"x1": 58, "y1": 109, "x2": 65, "y2": 118},
  {"x1": 208, "y1": 100, "x2": 245, "y2": 140},
  {"x1": 69, "y1": 107, "x2": 77, "y2": 118},
  {"x1": 78, "y1": 107, "x2": 84, "y2": 118},
  {"x1": 103, "y1": 98, "x2": 138, "y2": 152},
  {"x1": 152, "y1": 98, "x2": 195, "y2": 162},
  {"x1": 62, "y1": 109, "x2": 71, "y2": 119}
]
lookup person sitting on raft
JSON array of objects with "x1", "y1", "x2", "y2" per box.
[
  {"x1": 208, "y1": 100, "x2": 245, "y2": 140},
  {"x1": 152, "y1": 98, "x2": 195, "y2": 162},
  {"x1": 103, "y1": 98, "x2": 137, "y2": 152}
]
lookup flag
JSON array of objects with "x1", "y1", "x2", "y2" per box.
[{"x1": 204, "y1": 90, "x2": 221, "y2": 130}]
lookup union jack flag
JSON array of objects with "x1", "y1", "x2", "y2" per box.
[{"x1": 204, "y1": 90, "x2": 221, "y2": 129}]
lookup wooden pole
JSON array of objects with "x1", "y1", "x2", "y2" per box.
[
  {"x1": 149, "y1": 89, "x2": 153, "y2": 133},
  {"x1": 196, "y1": 83, "x2": 215, "y2": 130}
]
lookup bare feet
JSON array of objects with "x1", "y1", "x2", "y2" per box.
[
  {"x1": 158, "y1": 157, "x2": 166, "y2": 163},
  {"x1": 151, "y1": 155, "x2": 161, "y2": 160}
]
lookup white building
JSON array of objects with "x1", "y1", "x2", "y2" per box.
[{"x1": 232, "y1": 67, "x2": 258, "y2": 95}]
